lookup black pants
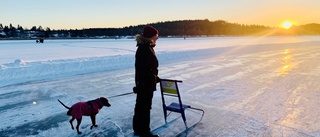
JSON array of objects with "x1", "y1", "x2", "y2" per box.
[{"x1": 133, "y1": 90, "x2": 154, "y2": 134}]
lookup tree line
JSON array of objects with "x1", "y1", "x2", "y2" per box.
[{"x1": 1, "y1": 19, "x2": 320, "y2": 39}]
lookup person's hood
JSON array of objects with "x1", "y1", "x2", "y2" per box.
[{"x1": 135, "y1": 34, "x2": 155, "y2": 46}]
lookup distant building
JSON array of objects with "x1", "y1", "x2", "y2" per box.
[
  {"x1": 24, "y1": 31, "x2": 45, "y2": 38},
  {"x1": 0, "y1": 28, "x2": 6, "y2": 38}
]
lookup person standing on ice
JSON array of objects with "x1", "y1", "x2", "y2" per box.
[{"x1": 133, "y1": 25, "x2": 160, "y2": 137}]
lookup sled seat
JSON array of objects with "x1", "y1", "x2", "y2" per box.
[
  {"x1": 166, "y1": 102, "x2": 190, "y2": 112},
  {"x1": 159, "y1": 79, "x2": 189, "y2": 127}
]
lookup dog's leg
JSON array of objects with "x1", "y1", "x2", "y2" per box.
[
  {"x1": 90, "y1": 115, "x2": 98, "y2": 129},
  {"x1": 69, "y1": 117, "x2": 75, "y2": 130},
  {"x1": 76, "y1": 118, "x2": 82, "y2": 134}
]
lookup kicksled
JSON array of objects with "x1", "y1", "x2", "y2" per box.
[{"x1": 152, "y1": 79, "x2": 205, "y2": 135}]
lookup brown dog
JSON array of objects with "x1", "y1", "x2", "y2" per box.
[{"x1": 58, "y1": 97, "x2": 111, "y2": 134}]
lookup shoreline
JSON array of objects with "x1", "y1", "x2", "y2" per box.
[{"x1": 1, "y1": 35, "x2": 319, "y2": 41}]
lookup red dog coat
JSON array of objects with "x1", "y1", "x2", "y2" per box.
[{"x1": 70, "y1": 98, "x2": 103, "y2": 119}]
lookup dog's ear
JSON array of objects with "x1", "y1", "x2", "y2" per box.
[{"x1": 100, "y1": 97, "x2": 111, "y2": 107}]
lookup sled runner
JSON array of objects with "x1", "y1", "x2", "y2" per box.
[{"x1": 159, "y1": 79, "x2": 204, "y2": 128}]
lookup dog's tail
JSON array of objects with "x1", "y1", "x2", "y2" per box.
[{"x1": 57, "y1": 99, "x2": 71, "y2": 109}]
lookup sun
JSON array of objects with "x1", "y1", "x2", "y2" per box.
[{"x1": 282, "y1": 21, "x2": 293, "y2": 29}]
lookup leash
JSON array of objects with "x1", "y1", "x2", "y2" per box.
[{"x1": 107, "y1": 92, "x2": 135, "y2": 98}]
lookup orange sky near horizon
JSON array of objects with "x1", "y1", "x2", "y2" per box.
[{"x1": 1, "y1": 0, "x2": 319, "y2": 29}]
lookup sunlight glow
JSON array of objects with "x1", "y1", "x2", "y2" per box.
[
  {"x1": 280, "y1": 49, "x2": 293, "y2": 75},
  {"x1": 283, "y1": 49, "x2": 290, "y2": 54},
  {"x1": 282, "y1": 21, "x2": 293, "y2": 29},
  {"x1": 283, "y1": 55, "x2": 292, "y2": 61}
]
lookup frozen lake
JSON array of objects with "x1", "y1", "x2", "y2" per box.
[{"x1": 1, "y1": 36, "x2": 320, "y2": 137}]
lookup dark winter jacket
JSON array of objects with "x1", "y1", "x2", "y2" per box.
[{"x1": 135, "y1": 35, "x2": 159, "y2": 91}]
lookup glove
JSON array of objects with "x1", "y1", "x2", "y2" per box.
[
  {"x1": 133, "y1": 86, "x2": 140, "y2": 94},
  {"x1": 156, "y1": 76, "x2": 160, "y2": 83}
]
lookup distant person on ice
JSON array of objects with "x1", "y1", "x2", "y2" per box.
[{"x1": 133, "y1": 25, "x2": 160, "y2": 137}]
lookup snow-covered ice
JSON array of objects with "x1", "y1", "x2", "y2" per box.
[{"x1": 1, "y1": 36, "x2": 320, "y2": 137}]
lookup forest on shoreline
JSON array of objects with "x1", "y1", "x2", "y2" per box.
[{"x1": 1, "y1": 19, "x2": 320, "y2": 39}]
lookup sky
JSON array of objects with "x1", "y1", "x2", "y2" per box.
[{"x1": 1, "y1": 0, "x2": 320, "y2": 30}]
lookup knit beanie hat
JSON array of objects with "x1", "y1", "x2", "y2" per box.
[{"x1": 142, "y1": 25, "x2": 159, "y2": 38}]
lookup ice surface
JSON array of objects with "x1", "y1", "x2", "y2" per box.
[{"x1": 1, "y1": 36, "x2": 320, "y2": 137}]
